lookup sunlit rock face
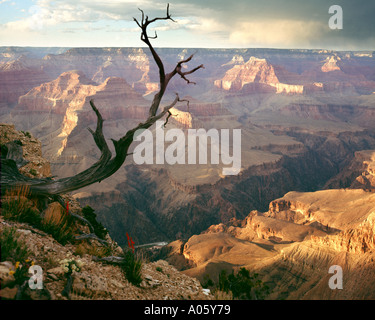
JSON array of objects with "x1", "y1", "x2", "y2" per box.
[
  {"x1": 13, "y1": 70, "x2": 148, "y2": 158},
  {"x1": 214, "y1": 57, "x2": 280, "y2": 91}
]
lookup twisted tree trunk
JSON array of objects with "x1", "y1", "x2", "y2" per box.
[{"x1": 1, "y1": 4, "x2": 204, "y2": 198}]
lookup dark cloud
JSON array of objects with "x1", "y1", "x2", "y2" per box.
[{"x1": 165, "y1": 0, "x2": 375, "y2": 49}]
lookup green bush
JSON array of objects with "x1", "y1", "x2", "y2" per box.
[
  {"x1": 1, "y1": 187, "x2": 42, "y2": 228},
  {"x1": 204, "y1": 268, "x2": 271, "y2": 300},
  {"x1": 0, "y1": 227, "x2": 30, "y2": 263},
  {"x1": 202, "y1": 274, "x2": 214, "y2": 288},
  {"x1": 21, "y1": 131, "x2": 31, "y2": 138},
  {"x1": 41, "y1": 212, "x2": 75, "y2": 245},
  {"x1": 29, "y1": 168, "x2": 37, "y2": 176},
  {"x1": 120, "y1": 250, "x2": 143, "y2": 286},
  {"x1": 81, "y1": 205, "x2": 108, "y2": 240}
]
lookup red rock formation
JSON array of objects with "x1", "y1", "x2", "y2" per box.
[
  {"x1": 15, "y1": 71, "x2": 149, "y2": 156},
  {"x1": 321, "y1": 55, "x2": 342, "y2": 73},
  {"x1": 0, "y1": 58, "x2": 50, "y2": 107},
  {"x1": 214, "y1": 56, "x2": 279, "y2": 91},
  {"x1": 17, "y1": 71, "x2": 147, "y2": 114},
  {"x1": 42, "y1": 48, "x2": 157, "y2": 96},
  {"x1": 215, "y1": 56, "x2": 307, "y2": 94},
  {"x1": 325, "y1": 150, "x2": 375, "y2": 190}
]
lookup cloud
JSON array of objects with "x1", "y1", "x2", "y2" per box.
[
  {"x1": 229, "y1": 19, "x2": 326, "y2": 48},
  {"x1": 0, "y1": 0, "x2": 374, "y2": 49},
  {"x1": 165, "y1": 0, "x2": 375, "y2": 49}
]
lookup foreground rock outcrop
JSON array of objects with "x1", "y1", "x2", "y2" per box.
[
  {"x1": 0, "y1": 123, "x2": 51, "y2": 178},
  {"x1": 0, "y1": 125, "x2": 212, "y2": 300},
  {"x1": 0, "y1": 216, "x2": 212, "y2": 300}
]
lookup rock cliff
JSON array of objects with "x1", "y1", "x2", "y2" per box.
[
  {"x1": 163, "y1": 188, "x2": 375, "y2": 299},
  {"x1": 325, "y1": 150, "x2": 375, "y2": 190},
  {"x1": 0, "y1": 57, "x2": 50, "y2": 108},
  {"x1": 13, "y1": 70, "x2": 148, "y2": 158},
  {"x1": 0, "y1": 126, "x2": 212, "y2": 301}
]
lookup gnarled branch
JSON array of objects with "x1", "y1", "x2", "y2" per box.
[
  {"x1": 134, "y1": 4, "x2": 204, "y2": 117},
  {"x1": 1, "y1": 4, "x2": 203, "y2": 201}
]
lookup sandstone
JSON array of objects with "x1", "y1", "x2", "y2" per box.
[
  {"x1": 165, "y1": 187, "x2": 375, "y2": 300},
  {"x1": 17, "y1": 229, "x2": 32, "y2": 235},
  {"x1": 110, "y1": 279, "x2": 125, "y2": 289},
  {"x1": 0, "y1": 287, "x2": 18, "y2": 300},
  {"x1": 325, "y1": 150, "x2": 375, "y2": 190},
  {"x1": 0, "y1": 57, "x2": 51, "y2": 106},
  {"x1": 214, "y1": 56, "x2": 280, "y2": 91},
  {"x1": 321, "y1": 55, "x2": 341, "y2": 73},
  {"x1": 13, "y1": 70, "x2": 149, "y2": 158},
  {"x1": 0, "y1": 123, "x2": 51, "y2": 178},
  {"x1": 72, "y1": 271, "x2": 109, "y2": 297},
  {"x1": 47, "y1": 267, "x2": 65, "y2": 278}
]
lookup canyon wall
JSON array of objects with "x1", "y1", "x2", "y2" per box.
[{"x1": 2, "y1": 46, "x2": 375, "y2": 248}]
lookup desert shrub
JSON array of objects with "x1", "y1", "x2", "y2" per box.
[
  {"x1": 202, "y1": 273, "x2": 214, "y2": 288},
  {"x1": 0, "y1": 227, "x2": 30, "y2": 263},
  {"x1": 203, "y1": 268, "x2": 271, "y2": 300},
  {"x1": 120, "y1": 250, "x2": 143, "y2": 286},
  {"x1": 74, "y1": 242, "x2": 112, "y2": 258},
  {"x1": 29, "y1": 168, "x2": 37, "y2": 176},
  {"x1": 20, "y1": 131, "x2": 31, "y2": 138},
  {"x1": 41, "y1": 204, "x2": 75, "y2": 245},
  {"x1": 1, "y1": 186, "x2": 42, "y2": 228},
  {"x1": 81, "y1": 205, "x2": 108, "y2": 240},
  {"x1": 41, "y1": 218, "x2": 74, "y2": 245},
  {"x1": 88, "y1": 245, "x2": 113, "y2": 258},
  {"x1": 1, "y1": 143, "x2": 8, "y2": 157}
]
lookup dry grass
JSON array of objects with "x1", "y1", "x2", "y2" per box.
[
  {"x1": 1, "y1": 185, "x2": 42, "y2": 227},
  {"x1": 74, "y1": 242, "x2": 113, "y2": 258},
  {"x1": 41, "y1": 203, "x2": 75, "y2": 245},
  {"x1": 214, "y1": 290, "x2": 233, "y2": 300}
]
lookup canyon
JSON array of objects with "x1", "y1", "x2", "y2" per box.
[{"x1": 1, "y1": 46, "x2": 375, "y2": 299}]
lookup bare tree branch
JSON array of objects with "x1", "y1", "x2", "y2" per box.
[
  {"x1": 75, "y1": 233, "x2": 109, "y2": 245},
  {"x1": 1, "y1": 4, "x2": 203, "y2": 201},
  {"x1": 134, "y1": 4, "x2": 204, "y2": 117}
]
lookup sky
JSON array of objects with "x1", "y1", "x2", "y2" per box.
[{"x1": 0, "y1": 0, "x2": 374, "y2": 50}]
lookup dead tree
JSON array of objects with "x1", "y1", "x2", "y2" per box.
[{"x1": 1, "y1": 4, "x2": 204, "y2": 200}]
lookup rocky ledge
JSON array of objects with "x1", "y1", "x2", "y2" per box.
[{"x1": 0, "y1": 124, "x2": 213, "y2": 301}]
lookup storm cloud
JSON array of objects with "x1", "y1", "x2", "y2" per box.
[{"x1": 0, "y1": 0, "x2": 374, "y2": 49}]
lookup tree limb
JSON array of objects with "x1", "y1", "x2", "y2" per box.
[
  {"x1": 134, "y1": 4, "x2": 203, "y2": 117},
  {"x1": 92, "y1": 255, "x2": 125, "y2": 264},
  {"x1": 1, "y1": 4, "x2": 203, "y2": 199},
  {"x1": 75, "y1": 233, "x2": 109, "y2": 245}
]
